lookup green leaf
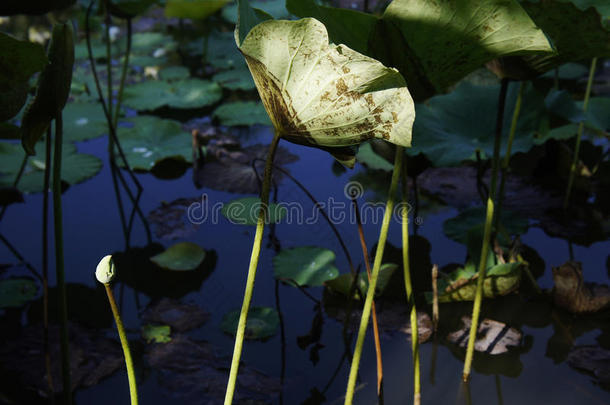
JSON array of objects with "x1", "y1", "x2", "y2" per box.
[
  {"x1": 238, "y1": 18, "x2": 415, "y2": 150},
  {"x1": 62, "y1": 102, "x2": 108, "y2": 142},
  {"x1": 109, "y1": 0, "x2": 156, "y2": 18},
  {"x1": 212, "y1": 67, "x2": 256, "y2": 90},
  {"x1": 159, "y1": 66, "x2": 190, "y2": 81},
  {"x1": 21, "y1": 22, "x2": 74, "y2": 155},
  {"x1": 150, "y1": 242, "x2": 206, "y2": 271},
  {"x1": 410, "y1": 82, "x2": 547, "y2": 166},
  {"x1": 0, "y1": 278, "x2": 38, "y2": 308},
  {"x1": 356, "y1": 142, "x2": 393, "y2": 172},
  {"x1": 212, "y1": 101, "x2": 271, "y2": 126},
  {"x1": 122, "y1": 78, "x2": 222, "y2": 110},
  {"x1": 221, "y1": 306, "x2": 279, "y2": 339},
  {"x1": 116, "y1": 116, "x2": 193, "y2": 171},
  {"x1": 584, "y1": 97, "x2": 610, "y2": 133},
  {"x1": 273, "y1": 246, "x2": 339, "y2": 287},
  {"x1": 221, "y1": 197, "x2": 286, "y2": 225},
  {"x1": 0, "y1": 33, "x2": 47, "y2": 121},
  {"x1": 165, "y1": 0, "x2": 231, "y2": 19},
  {"x1": 206, "y1": 30, "x2": 246, "y2": 70},
  {"x1": 142, "y1": 324, "x2": 172, "y2": 343},
  {"x1": 234, "y1": 0, "x2": 274, "y2": 46},
  {"x1": 325, "y1": 263, "x2": 397, "y2": 299},
  {"x1": 443, "y1": 206, "x2": 529, "y2": 244},
  {"x1": 225, "y1": 0, "x2": 289, "y2": 25},
  {"x1": 545, "y1": 89, "x2": 585, "y2": 123}
]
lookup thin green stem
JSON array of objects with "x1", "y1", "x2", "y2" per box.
[
  {"x1": 496, "y1": 81, "x2": 525, "y2": 229},
  {"x1": 43, "y1": 127, "x2": 54, "y2": 396},
  {"x1": 104, "y1": 1, "x2": 113, "y2": 146},
  {"x1": 113, "y1": 18, "x2": 131, "y2": 130},
  {"x1": 344, "y1": 147, "x2": 403, "y2": 405},
  {"x1": 53, "y1": 114, "x2": 71, "y2": 404},
  {"x1": 463, "y1": 78, "x2": 509, "y2": 382},
  {"x1": 564, "y1": 57, "x2": 597, "y2": 209},
  {"x1": 104, "y1": 283, "x2": 138, "y2": 405},
  {"x1": 401, "y1": 152, "x2": 420, "y2": 405},
  {"x1": 224, "y1": 132, "x2": 282, "y2": 405}
]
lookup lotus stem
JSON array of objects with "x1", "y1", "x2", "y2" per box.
[
  {"x1": 43, "y1": 127, "x2": 54, "y2": 395},
  {"x1": 463, "y1": 78, "x2": 509, "y2": 382},
  {"x1": 401, "y1": 154, "x2": 421, "y2": 405},
  {"x1": 344, "y1": 147, "x2": 403, "y2": 405},
  {"x1": 53, "y1": 114, "x2": 71, "y2": 404},
  {"x1": 224, "y1": 132, "x2": 281, "y2": 405},
  {"x1": 432, "y1": 264, "x2": 439, "y2": 332},
  {"x1": 564, "y1": 57, "x2": 597, "y2": 209},
  {"x1": 350, "y1": 192, "x2": 384, "y2": 400},
  {"x1": 495, "y1": 81, "x2": 525, "y2": 229},
  {"x1": 96, "y1": 256, "x2": 138, "y2": 405}
]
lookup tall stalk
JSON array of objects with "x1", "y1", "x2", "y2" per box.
[
  {"x1": 401, "y1": 155, "x2": 420, "y2": 405},
  {"x1": 344, "y1": 147, "x2": 403, "y2": 404},
  {"x1": 224, "y1": 132, "x2": 282, "y2": 405},
  {"x1": 563, "y1": 57, "x2": 597, "y2": 209},
  {"x1": 53, "y1": 114, "x2": 71, "y2": 404},
  {"x1": 43, "y1": 127, "x2": 55, "y2": 396},
  {"x1": 462, "y1": 78, "x2": 509, "y2": 382}
]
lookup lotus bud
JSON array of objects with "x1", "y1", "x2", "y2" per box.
[{"x1": 96, "y1": 255, "x2": 115, "y2": 284}]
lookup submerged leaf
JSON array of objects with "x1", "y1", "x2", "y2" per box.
[
  {"x1": 221, "y1": 306, "x2": 279, "y2": 339},
  {"x1": 141, "y1": 298, "x2": 209, "y2": 332},
  {"x1": 273, "y1": 246, "x2": 339, "y2": 287},
  {"x1": 150, "y1": 242, "x2": 206, "y2": 271},
  {"x1": 237, "y1": 18, "x2": 415, "y2": 152}
]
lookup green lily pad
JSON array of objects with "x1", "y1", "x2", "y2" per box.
[
  {"x1": 325, "y1": 263, "x2": 397, "y2": 299},
  {"x1": 150, "y1": 242, "x2": 206, "y2": 271},
  {"x1": 583, "y1": 97, "x2": 610, "y2": 132},
  {"x1": 545, "y1": 89, "x2": 585, "y2": 124},
  {"x1": 212, "y1": 101, "x2": 271, "y2": 126},
  {"x1": 165, "y1": 0, "x2": 231, "y2": 19},
  {"x1": 221, "y1": 197, "x2": 286, "y2": 225},
  {"x1": 237, "y1": 18, "x2": 415, "y2": 150},
  {"x1": 220, "y1": 306, "x2": 279, "y2": 339},
  {"x1": 128, "y1": 32, "x2": 178, "y2": 55},
  {"x1": 273, "y1": 246, "x2": 339, "y2": 287},
  {"x1": 410, "y1": 82, "x2": 548, "y2": 166},
  {"x1": 62, "y1": 102, "x2": 108, "y2": 141},
  {"x1": 205, "y1": 30, "x2": 245, "y2": 70},
  {"x1": 123, "y1": 78, "x2": 222, "y2": 111},
  {"x1": 443, "y1": 206, "x2": 529, "y2": 245},
  {"x1": 0, "y1": 278, "x2": 38, "y2": 308},
  {"x1": 159, "y1": 66, "x2": 190, "y2": 81},
  {"x1": 356, "y1": 142, "x2": 393, "y2": 172},
  {"x1": 116, "y1": 115, "x2": 194, "y2": 171},
  {"x1": 142, "y1": 324, "x2": 172, "y2": 343},
  {"x1": 430, "y1": 261, "x2": 522, "y2": 303},
  {"x1": 0, "y1": 141, "x2": 103, "y2": 193},
  {"x1": 212, "y1": 67, "x2": 256, "y2": 91},
  {"x1": 222, "y1": 0, "x2": 290, "y2": 24}
]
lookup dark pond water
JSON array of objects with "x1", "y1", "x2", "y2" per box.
[{"x1": 1, "y1": 119, "x2": 609, "y2": 404}]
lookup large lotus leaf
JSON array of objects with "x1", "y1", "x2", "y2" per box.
[
  {"x1": 410, "y1": 82, "x2": 547, "y2": 166},
  {"x1": 159, "y1": 66, "x2": 191, "y2": 82},
  {"x1": 212, "y1": 101, "x2": 271, "y2": 126},
  {"x1": 0, "y1": 278, "x2": 38, "y2": 308},
  {"x1": 206, "y1": 31, "x2": 247, "y2": 70},
  {"x1": 237, "y1": 18, "x2": 415, "y2": 152},
  {"x1": 123, "y1": 79, "x2": 222, "y2": 110},
  {"x1": 355, "y1": 142, "x2": 393, "y2": 172},
  {"x1": 221, "y1": 197, "x2": 286, "y2": 225},
  {"x1": 62, "y1": 102, "x2": 108, "y2": 142},
  {"x1": 221, "y1": 306, "x2": 279, "y2": 339},
  {"x1": 582, "y1": 97, "x2": 610, "y2": 133},
  {"x1": 545, "y1": 89, "x2": 585, "y2": 123},
  {"x1": 116, "y1": 116, "x2": 193, "y2": 171},
  {"x1": 433, "y1": 261, "x2": 522, "y2": 302},
  {"x1": 325, "y1": 263, "x2": 397, "y2": 299},
  {"x1": 273, "y1": 246, "x2": 339, "y2": 287},
  {"x1": 0, "y1": 33, "x2": 47, "y2": 121},
  {"x1": 165, "y1": 0, "x2": 231, "y2": 19},
  {"x1": 545, "y1": 93, "x2": 610, "y2": 133},
  {"x1": 150, "y1": 242, "x2": 206, "y2": 271},
  {"x1": 443, "y1": 206, "x2": 529, "y2": 244},
  {"x1": 223, "y1": 0, "x2": 290, "y2": 24},
  {"x1": 521, "y1": 0, "x2": 610, "y2": 72},
  {"x1": 212, "y1": 67, "x2": 256, "y2": 90},
  {"x1": 21, "y1": 23, "x2": 74, "y2": 155}
]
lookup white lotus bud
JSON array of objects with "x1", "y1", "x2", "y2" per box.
[{"x1": 96, "y1": 255, "x2": 115, "y2": 284}]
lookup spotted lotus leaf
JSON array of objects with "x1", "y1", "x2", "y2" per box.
[{"x1": 237, "y1": 18, "x2": 415, "y2": 158}]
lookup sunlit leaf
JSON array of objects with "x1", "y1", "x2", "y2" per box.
[
  {"x1": 150, "y1": 242, "x2": 206, "y2": 271},
  {"x1": 273, "y1": 246, "x2": 339, "y2": 287},
  {"x1": 220, "y1": 306, "x2": 279, "y2": 339}
]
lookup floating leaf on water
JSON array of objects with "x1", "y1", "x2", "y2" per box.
[
  {"x1": 141, "y1": 298, "x2": 209, "y2": 332},
  {"x1": 443, "y1": 206, "x2": 529, "y2": 245},
  {"x1": 0, "y1": 278, "x2": 38, "y2": 308},
  {"x1": 325, "y1": 263, "x2": 397, "y2": 298},
  {"x1": 237, "y1": 18, "x2": 415, "y2": 151},
  {"x1": 205, "y1": 30, "x2": 244, "y2": 70},
  {"x1": 355, "y1": 142, "x2": 393, "y2": 172},
  {"x1": 159, "y1": 65, "x2": 190, "y2": 81},
  {"x1": 273, "y1": 246, "x2": 340, "y2": 287},
  {"x1": 212, "y1": 67, "x2": 256, "y2": 91},
  {"x1": 116, "y1": 115, "x2": 193, "y2": 171},
  {"x1": 147, "y1": 197, "x2": 201, "y2": 240},
  {"x1": 165, "y1": 0, "x2": 231, "y2": 19},
  {"x1": 552, "y1": 261, "x2": 610, "y2": 313},
  {"x1": 448, "y1": 316, "x2": 522, "y2": 355},
  {"x1": 220, "y1": 306, "x2": 279, "y2": 339},
  {"x1": 150, "y1": 242, "x2": 206, "y2": 271},
  {"x1": 212, "y1": 101, "x2": 271, "y2": 126},
  {"x1": 62, "y1": 101, "x2": 108, "y2": 142},
  {"x1": 142, "y1": 324, "x2": 172, "y2": 343},
  {"x1": 123, "y1": 78, "x2": 222, "y2": 110},
  {"x1": 221, "y1": 197, "x2": 286, "y2": 225}
]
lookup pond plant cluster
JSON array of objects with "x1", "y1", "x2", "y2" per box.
[{"x1": 0, "y1": 0, "x2": 609, "y2": 404}]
